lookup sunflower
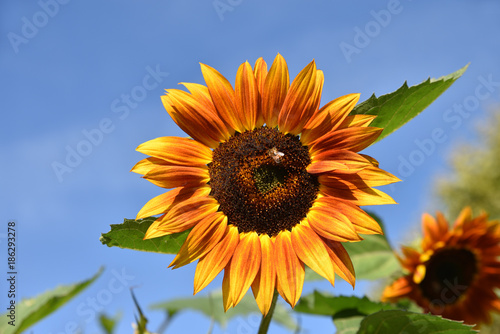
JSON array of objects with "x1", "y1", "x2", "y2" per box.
[
  {"x1": 132, "y1": 54, "x2": 399, "y2": 315},
  {"x1": 382, "y1": 207, "x2": 500, "y2": 326}
]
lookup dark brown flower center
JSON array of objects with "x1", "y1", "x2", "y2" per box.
[
  {"x1": 208, "y1": 126, "x2": 319, "y2": 237},
  {"x1": 419, "y1": 248, "x2": 477, "y2": 305}
]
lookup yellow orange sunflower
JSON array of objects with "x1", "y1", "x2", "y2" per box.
[
  {"x1": 132, "y1": 54, "x2": 399, "y2": 315},
  {"x1": 382, "y1": 207, "x2": 500, "y2": 326}
]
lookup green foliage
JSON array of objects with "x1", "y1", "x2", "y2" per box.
[
  {"x1": 99, "y1": 312, "x2": 122, "y2": 334},
  {"x1": 296, "y1": 293, "x2": 475, "y2": 334},
  {"x1": 295, "y1": 292, "x2": 397, "y2": 334},
  {"x1": 358, "y1": 310, "x2": 477, "y2": 334},
  {"x1": 0, "y1": 268, "x2": 102, "y2": 334},
  {"x1": 295, "y1": 291, "x2": 396, "y2": 316},
  {"x1": 100, "y1": 217, "x2": 189, "y2": 254},
  {"x1": 436, "y1": 110, "x2": 500, "y2": 220},
  {"x1": 352, "y1": 65, "x2": 468, "y2": 143},
  {"x1": 343, "y1": 233, "x2": 401, "y2": 280},
  {"x1": 150, "y1": 289, "x2": 297, "y2": 330}
]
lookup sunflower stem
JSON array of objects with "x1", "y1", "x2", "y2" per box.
[{"x1": 257, "y1": 290, "x2": 279, "y2": 334}]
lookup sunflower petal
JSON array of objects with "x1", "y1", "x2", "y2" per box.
[
  {"x1": 314, "y1": 196, "x2": 383, "y2": 235},
  {"x1": 306, "y1": 206, "x2": 361, "y2": 242},
  {"x1": 136, "y1": 137, "x2": 212, "y2": 166},
  {"x1": 253, "y1": 57, "x2": 268, "y2": 95},
  {"x1": 274, "y1": 230, "x2": 304, "y2": 308},
  {"x1": 142, "y1": 165, "x2": 209, "y2": 188},
  {"x1": 162, "y1": 90, "x2": 231, "y2": 147},
  {"x1": 194, "y1": 225, "x2": 239, "y2": 294},
  {"x1": 382, "y1": 277, "x2": 413, "y2": 301},
  {"x1": 339, "y1": 114, "x2": 377, "y2": 128},
  {"x1": 311, "y1": 127, "x2": 383, "y2": 155},
  {"x1": 307, "y1": 149, "x2": 373, "y2": 174},
  {"x1": 319, "y1": 183, "x2": 397, "y2": 206},
  {"x1": 226, "y1": 232, "x2": 262, "y2": 308},
  {"x1": 291, "y1": 224, "x2": 335, "y2": 285},
  {"x1": 261, "y1": 54, "x2": 289, "y2": 127},
  {"x1": 301, "y1": 93, "x2": 360, "y2": 145},
  {"x1": 181, "y1": 82, "x2": 217, "y2": 113},
  {"x1": 131, "y1": 157, "x2": 165, "y2": 176},
  {"x1": 251, "y1": 235, "x2": 276, "y2": 315},
  {"x1": 145, "y1": 192, "x2": 218, "y2": 237},
  {"x1": 322, "y1": 238, "x2": 356, "y2": 287},
  {"x1": 278, "y1": 61, "x2": 318, "y2": 135},
  {"x1": 200, "y1": 63, "x2": 243, "y2": 132},
  {"x1": 169, "y1": 212, "x2": 227, "y2": 269},
  {"x1": 235, "y1": 61, "x2": 259, "y2": 130},
  {"x1": 136, "y1": 186, "x2": 209, "y2": 220}
]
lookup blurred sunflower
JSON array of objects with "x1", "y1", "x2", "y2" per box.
[
  {"x1": 382, "y1": 207, "x2": 500, "y2": 326},
  {"x1": 132, "y1": 54, "x2": 399, "y2": 314}
]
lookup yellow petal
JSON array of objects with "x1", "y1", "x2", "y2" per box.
[
  {"x1": 142, "y1": 165, "x2": 209, "y2": 189},
  {"x1": 193, "y1": 225, "x2": 239, "y2": 294},
  {"x1": 308, "y1": 149, "x2": 373, "y2": 174},
  {"x1": 235, "y1": 61, "x2": 259, "y2": 130},
  {"x1": 200, "y1": 63, "x2": 243, "y2": 132},
  {"x1": 291, "y1": 224, "x2": 335, "y2": 285},
  {"x1": 261, "y1": 54, "x2": 289, "y2": 128},
  {"x1": 319, "y1": 184, "x2": 397, "y2": 206},
  {"x1": 251, "y1": 234, "x2": 276, "y2": 315},
  {"x1": 130, "y1": 157, "x2": 165, "y2": 176},
  {"x1": 136, "y1": 136, "x2": 212, "y2": 167},
  {"x1": 274, "y1": 230, "x2": 304, "y2": 308},
  {"x1": 162, "y1": 89, "x2": 231, "y2": 148},
  {"x1": 323, "y1": 238, "x2": 355, "y2": 287},
  {"x1": 169, "y1": 212, "x2": 227, "y2": 269},
  {"x1": 311, "y1": 127, "x2": 383, "y2": 155},
  {"x1": 278, "y1": 61, "x2": 318, "y2": 135},
  {"x1": 306, "y1": 207, "x2": 361, "y2": 242},
  {"x1": 136, "y1": 186, "x2": 208, "y2": 220},
  {"x1": 314, "y1": 196, "x2": 382, "y2": 235},
  {"x1": 225, "y1": 232, "x2": 262, "y2": 308},
  {"x1": 301, "y1": 93, "x2": 360, "y2": 145},
  {"x1": 145, "y1": 192, "x2": 218, "y2": 237}
]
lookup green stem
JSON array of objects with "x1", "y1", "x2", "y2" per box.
[{"x1": 257, "y1": 290, "x2": 279, "y2": 334}]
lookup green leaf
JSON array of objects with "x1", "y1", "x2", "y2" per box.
[
  {"x1": 352, "y1": 64, "x2": 468, "y2": 143},
  {"x1": 295, "y1": 291, "x2": 396, "y2": 317},
  {"x1": 343, "y1": 233, "x2": 400, "y2": 280},
  {"x1": 295, "y1": 292, "x2": 400, "y2": 334},
  {"x1": 131, "y1": 289, "x2": 149, "y2": 334},
  {"x1": 358, "y1": 310, "x2": 477, "y2": 334},
  {"x1": 150, "y1": 290, "x2": 297, "y2": 330},
  {"x1": 99, "y1": 312, "x2": 122, "y2": 334},
  {"x1": 343, "y1": 212, "x2": 400, "y2": 280},
  {"x1": 100, "y1": 217, "x2": 189, "y2": 254},
  {"x1": 0, "y1": 268, "x2": 103, "y2": 334},
  {"x1": 335, "y1": 316, "x2": 365, "y2": 334}
]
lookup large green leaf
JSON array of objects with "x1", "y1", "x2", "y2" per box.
[
  {"x1": 352, "y1": 64, "x2": 468, "y2": 143},
  {"x1": 343, "y1": 233, "x2": 400, "y2": 280},
  {"x1": 0, "y1": 268, "x2": 102, "y2": 334},
  {"x1": 358, "y1": 310, "x2": 477, "y2": 334},
  {"x1": 100, "y1": 217, "x2": 189, "y2": 254},
  {"x1": 295, "y1": 291, "x2": 396, "y2": 317},
  {"x1": 150, "y1": 289, "x2": 297, "y2": 330},
  {"x1": 343, "y1": 212, "x2": 400, "y2": 280},
  {"x1": 295, "y1": 292, "x2": 398, "y2": 334}
]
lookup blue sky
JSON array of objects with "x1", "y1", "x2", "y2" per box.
[{"x1": 1, "y1": 0, "x2": 500, "y2": 333}]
